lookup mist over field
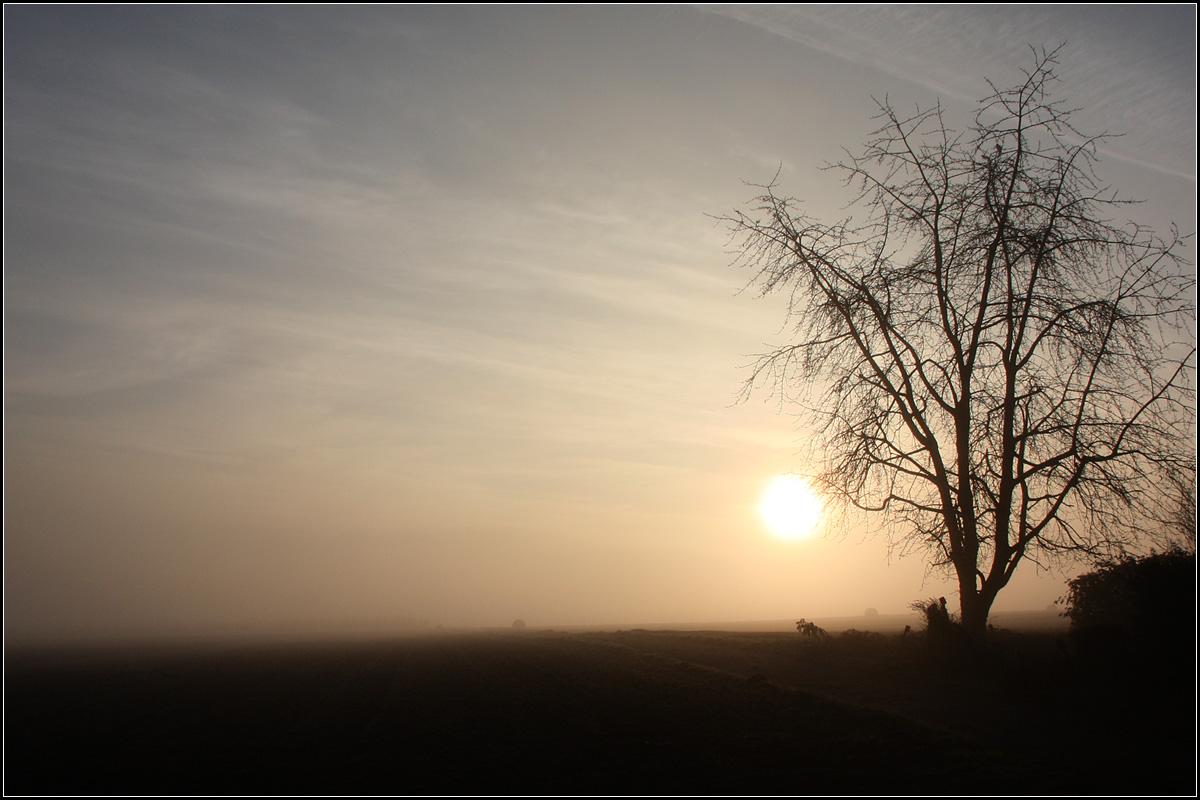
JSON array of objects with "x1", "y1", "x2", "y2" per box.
[{"x1": 5, "y1": 6, "x2": 1195, "y2": 644}]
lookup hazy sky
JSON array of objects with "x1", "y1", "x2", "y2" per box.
[{"x1": 5, "y1": 5, "x2": 1196, "y2": 642}]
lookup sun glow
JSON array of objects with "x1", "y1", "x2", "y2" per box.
[{"x1": 760, "y1": 474, "x2": 823, "y2": 540}]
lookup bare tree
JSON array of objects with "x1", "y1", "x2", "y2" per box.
[{"x1": 724, "y1": 46, "x2": 1196, "y2": 640}]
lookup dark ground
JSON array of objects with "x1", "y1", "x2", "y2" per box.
[{"x1": 5, "y1": 627, "x2": 1196, "y2": 795}]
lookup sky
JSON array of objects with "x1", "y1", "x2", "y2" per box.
[{"x1": 5, "y1": 5, "x2": 1196, "y2": 643}]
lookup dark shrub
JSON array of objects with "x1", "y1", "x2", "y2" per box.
[
  {"x1": 795, "y1": 618, "x2": 828, "y2": 638},
  {"x1": 909, "y1": 597, "x2": 976, "y2": 661},
  {"x1": 1063, "y1": 548, "x2": 1196, "y2": 665}
]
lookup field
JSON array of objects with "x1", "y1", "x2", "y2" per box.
[{"x1": 6, "y1": 624, "x2": 1195, "y2": 795}]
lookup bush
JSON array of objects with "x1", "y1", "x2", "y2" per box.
[
  {"x1": 1062, "y1": 548, "x2": 1196, "y2": 664},
  {"x1": 795, "y1": 618, "x2": 828, "y2": 638},
  {"x1": 909, "y1": 597, "x2": 975, "y2": 660}
]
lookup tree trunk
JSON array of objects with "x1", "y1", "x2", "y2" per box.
[{"x1": 958, "y1": 578, "x2": 991, "y2": 643}]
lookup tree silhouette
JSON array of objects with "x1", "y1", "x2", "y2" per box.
[{"x1": 724, "y1": 46, "x2": 1195, "y2": 640}]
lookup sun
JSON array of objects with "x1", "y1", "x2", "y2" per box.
[{"x1": 760, "y1": 474, "x2": 823, "y2": 540}]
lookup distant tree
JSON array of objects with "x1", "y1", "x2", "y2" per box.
[{"x1": 724, "y1": 46, "x2": 1195, "y2": 641}]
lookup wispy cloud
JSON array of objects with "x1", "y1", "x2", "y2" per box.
[{"x1": 700, "y1": 4, "x2": 1196, "y2": 180}]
